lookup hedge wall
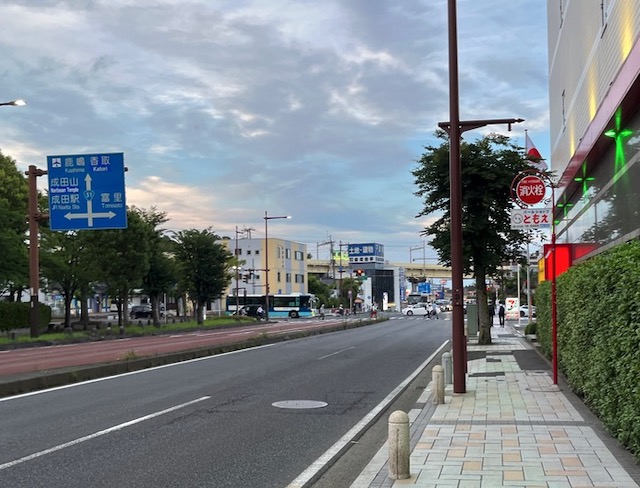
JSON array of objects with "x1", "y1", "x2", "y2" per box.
[
  {"x1": 0, "y1": 302, "x2": 52, "y2": 333},
  {"x1": 536, "y1": 239, "x2": 640, "y2": 459}
]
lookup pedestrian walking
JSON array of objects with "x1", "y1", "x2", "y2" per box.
[
  {"x1": 488, "y1": 302, "x2": 495, "y2": 326},
  {"x1": 319, "y1": 304, "x2": 325, "y2": 320},
  {"x1": 498, "y1": 302, "x2": 505, "y2": 327},
  {"x1": 431, "y1": 302, "x2": 439, "y2": 320}
]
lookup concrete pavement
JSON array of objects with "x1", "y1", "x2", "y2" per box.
[{"x1": 351, "y1": 322, "x2": 640, "y2": 488}]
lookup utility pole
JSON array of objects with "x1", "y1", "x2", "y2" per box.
[{"x1": 26, "y1": 165, "x2": 49, "y2": 338}]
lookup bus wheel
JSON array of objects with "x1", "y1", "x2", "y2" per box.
[{"x1": 289, "y1": 311, "x2": 299, "y2": 319}]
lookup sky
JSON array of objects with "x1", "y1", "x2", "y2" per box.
[{"x1": 0, "y1": 0, "x2": 550, "y2": 264}]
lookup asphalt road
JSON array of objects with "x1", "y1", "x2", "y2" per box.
[{"x1": 0, "y1": 316, "x2": 450, "y2": 488}]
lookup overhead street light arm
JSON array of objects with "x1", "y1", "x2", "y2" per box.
[{"x1": 438, "y1": 117, "x2": 524, "y2": 134}]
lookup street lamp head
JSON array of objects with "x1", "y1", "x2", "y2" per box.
[
  {"x1": 0, "y1": 99, "x2": 27, "y2": 107},
  {"x1": 264, "y1": 213, "x2": 291, "y2": 221}
]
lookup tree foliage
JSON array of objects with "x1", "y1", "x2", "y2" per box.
[
  {"x1": 173, "y1": 229, "x2": 232, "y2": 325},
  {"x1": 40, "y1": 230, "x2": 95, "y2": 329},
  {"x1": 137, "y1": 207, "x2": 177, "y2": 325},
  {"x1": 412, "y1": 133, "x2": 532, "y2": 344},
  {"x1": 0, "y1": 151, "x2": 29, "y2": 296},
  {"x1": 83, "y1": 208, "x2": 153, "y2": 326}
]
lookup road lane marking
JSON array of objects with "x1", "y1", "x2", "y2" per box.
[
  {"x1": 287, "y1": 340, "x2": 451, "y2": 488},
  {"x1": 0, "y1": 344, "x2": 276, "y2": 402},
  {"x1": 316, "y1": 347, "x2": 355, "y2": 360},
  {"x1": 0, "y1": 396, "x2": 210, "y2": 471}
]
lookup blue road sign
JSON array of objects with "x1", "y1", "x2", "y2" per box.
[
  {"x1": 47, "y1": 152, "x2": 127, "y2": 231},
  {"x1": 417, "y1": 282, "x2": 431, "y2": 294}
]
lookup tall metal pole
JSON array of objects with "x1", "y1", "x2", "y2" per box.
[
  {"x1": 264, "y1": 211, "x2": 270, "y2": 322},
  {"x1": 235, "y1": 226, "x2": 240, "y2": 314},
  {"x1": 446, "y1": 0, "x2": 466, "y2": 393},
  {"x1": 263, "y1": 212, "x2": 290, "y2": 322},
  {"x1": 551, "y1": 186, "x2": 558, "y2": 384}
]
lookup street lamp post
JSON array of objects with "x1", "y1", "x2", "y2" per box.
[
  {"x1": 263, "y1": 211, "x2": 291, "y2": 322},
  {"x1": 442, "y1": 0, "x2": 524, "y2": 394}
]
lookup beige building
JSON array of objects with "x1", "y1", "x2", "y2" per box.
[{"x1": 226, "y1": 238, "x2": 308, "y2": 297}]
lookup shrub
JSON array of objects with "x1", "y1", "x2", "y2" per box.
[
  {"x1": 524, "y1": 321, "x2": 537, "y2": 335},
  {"x1": 537, "y1": 239, "x2": 640, "y2": 460},
  {"x1": 0, "y1": 301, "x2": 52, "y2": 332}
]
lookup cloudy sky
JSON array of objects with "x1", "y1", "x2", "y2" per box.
[{"x1": 0, "y1": 0, "x2": 549, "y2": 263}]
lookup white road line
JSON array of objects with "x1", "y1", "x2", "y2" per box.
[
  {"x1": 317, "y1": 347, "x2": 355, "y2": 360},
  {"x1": 287, "y1": 340, "x2": 451, "y2": 488},
  {"x1": 0, "y1": 396, "x2": 210, "y2": 471},
  {"x1": 0, "y1": 344, "x2": 276, "y2": 402}
]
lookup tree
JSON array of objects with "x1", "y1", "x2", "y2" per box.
[
  {"x1": 308, "y1": 275, "x2": 333, "y2": 308},
  {"x1": 40, "y1": 230, "x2": 95, "y2": 329},
  {"x1": 173, "y1": 229, "x2": 232, "y2": 325},
  {"x1": 0, "y1": 151, "x2": 29, "y2": 298},
  {"x1": 84, "y1": 208, "x2": 153, "y2": 326},
  {"x1": 137, "y1": 207, "x2": 178, "y2": 326},
  {"x1": 413, "y1": 133, "x2": 532, "y2": 344}
]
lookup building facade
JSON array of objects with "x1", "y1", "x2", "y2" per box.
[
  {"x1": 227, "y1": 237, "x2": 308, "y2": 297},
  {"x1": 548, "y1": 1, "x2": 640, "y2": 259}
]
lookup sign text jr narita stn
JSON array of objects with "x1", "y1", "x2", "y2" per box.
[{"x1": 47, "y1": 152, "x2": 127, "y2": 231}]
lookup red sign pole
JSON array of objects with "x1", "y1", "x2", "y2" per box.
[{"x1": 511, "y1": 169, "x2": 558, "y2": 384}]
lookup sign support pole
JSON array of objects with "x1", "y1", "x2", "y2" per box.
[{"x1": 26, "y1": 165, "x2": 48, "y2": 338}]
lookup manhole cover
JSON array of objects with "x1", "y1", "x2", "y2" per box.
[{"x1": 272, "y1": 400, "x2": 328, "y2": 409}]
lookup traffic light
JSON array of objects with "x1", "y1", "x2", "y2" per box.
[{"x1": 242, "y1": 274, "x2": 249, "y2": 283}]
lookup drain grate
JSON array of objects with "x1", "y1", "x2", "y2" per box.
[{"x1": 272, "y1": 400, "x2": 328, "y2": 409}]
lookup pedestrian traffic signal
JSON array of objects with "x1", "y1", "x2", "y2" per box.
[{"x1": 355, "y1": 269, "x2": 364, "y2": 277}]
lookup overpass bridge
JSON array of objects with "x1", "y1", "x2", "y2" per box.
[{"x1": 307, "y1": 259, "x2": 469, "y2": 281}]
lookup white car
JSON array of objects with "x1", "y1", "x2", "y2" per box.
[
  {"x1": 402, "y1": 303, "x2": 440, "y2": 317},
  {"x1": 519, "y1": 305, "x2": 537, "y2": 317}
]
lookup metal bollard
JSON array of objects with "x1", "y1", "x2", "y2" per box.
[
  {"x1": 442, "y1": 352, "x2": 453, "y2": 385},
  {"x1": 388, "y1": 410, "x2": 410, "y2": 480},
  {"x1": 432, "y1": 365, "x2": 445, "y2": 404}
]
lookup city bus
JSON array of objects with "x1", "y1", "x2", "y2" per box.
[{"x1": 226, "y1": 293, "x2": 317, "y2": 319}]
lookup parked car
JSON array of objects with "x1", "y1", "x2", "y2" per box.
[
  {"x1": 402, "y1": 303, "x2": 440, "y2": 317},
  {"x1": 129, "y1": 304, "x2": 153, "y2": 319},
  {"x1": 519, "y1": 305, "x2": 537, "y2": 318}
]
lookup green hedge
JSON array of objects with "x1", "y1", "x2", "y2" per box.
[
  {"x1": 0, "y1": 302, "x2": 52, "y2": 332},
  {"x1": 536, "y1": 239, "x2": 640, "y2": 459}
]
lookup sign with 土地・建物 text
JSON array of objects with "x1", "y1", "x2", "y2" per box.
[{"x1": 47, "y1": 152, "x2": 127, "y2": 231}]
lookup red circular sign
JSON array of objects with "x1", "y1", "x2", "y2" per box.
[{"x1": 516, "y1": 175, "x2": 546, "y2": 205}]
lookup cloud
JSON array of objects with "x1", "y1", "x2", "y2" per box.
[{"x1": 0, "y1": 0, "x2": 550, "y2": 262}]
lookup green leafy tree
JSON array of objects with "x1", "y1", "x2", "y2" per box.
[
  {"x1": 173, "y1": 229, "x2": 232, "y2": 325},
  {"x1": 138, "y1": 207, "x2": 178, "y2": 325},
  {"x1": 84, "y1": 208, "x2": 153, "y2": 326},
  {"x1": 40, "y1": 230, "x2": 95, "y2": 329},
  {"x1": 0, "y1": 151, "x2": 29, "y2": 298},
  {"x1": 308, "y1": 275, "x2": 333, "y2": 308},
  {"x1": 339, "y1": 277, "x2": 362, "y2": 311},
  {"x1": 413, "y1": 133, "x2": 532, "y2": 344}
]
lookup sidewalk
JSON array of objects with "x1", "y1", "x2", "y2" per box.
[{"x1": 351, "y1": 323, "x2": 640, "y2": 488}]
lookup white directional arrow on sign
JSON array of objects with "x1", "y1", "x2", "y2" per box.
[{"x1": 62, "y1": 174, "x2": 117, "y2": 227}]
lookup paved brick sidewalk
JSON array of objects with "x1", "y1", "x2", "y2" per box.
[{"x1": 351, "y1": 325, "x2": 640, "y2": 488}]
